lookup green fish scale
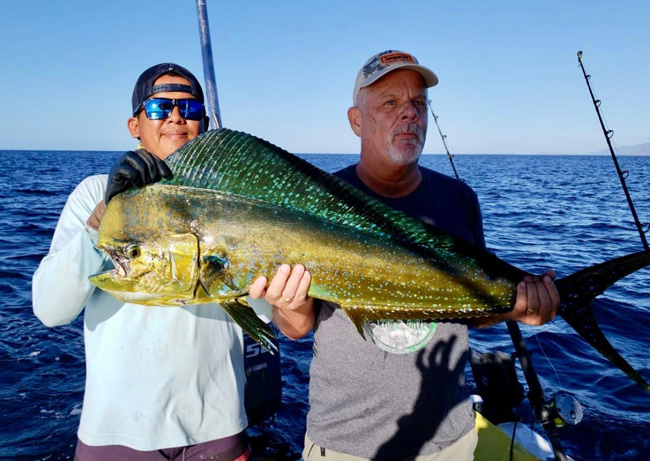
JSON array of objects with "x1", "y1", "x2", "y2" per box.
[
  {"x1": 165, "y1": 129, "x2": 463, "y2": 264},
  {"x1": 164, "y1": 129, "x2": 524, "y2": 312}
]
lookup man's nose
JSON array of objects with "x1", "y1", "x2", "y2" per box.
[
  {"x1": 399, "y1": 101, "x2": 419, "y2": 120},
  {"x1": 167, "y1": 105, "x2": 186, "y2": 122}
]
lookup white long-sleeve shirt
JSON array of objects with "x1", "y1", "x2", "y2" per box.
[{"x1": 33, "y1": 175, "x2": 271, "y2": 450}]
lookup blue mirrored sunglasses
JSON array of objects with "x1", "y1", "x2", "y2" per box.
[{"x1": 135, "y1": 98, "x2": 205, "y2": 121}]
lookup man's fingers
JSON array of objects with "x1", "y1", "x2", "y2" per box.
[
  {"x1": 133, "y1": 150, "x2": 160, "y2": 183},
  {"x1": 295, "y1": 270, "x2": 312, "y2": 302},
  {"x1": 105, "y1": 151, "x2": 173, "y2": 204},
  {"x1": 513, "y1": 270, "x2": 560, "y2": 325},
  {"x1": 96, "y1": 200, "x2": 106, "y2": 224},
  {"x1": 154, "y1": 156, "x2": 174, "y2": 179},
  {"x1": 281, "y1": 265, "x2": 305, "y2": 302},
  {"x1": 136, "y1": 150, "x2": 172, "y2": 182},
  {"x1": 249, "y1": 275, "x2": 268, "y2": 299},
  {"x1": 86, "y1": 213, "x2": 99, "y2": 230},
  {"x1": 542, "y1": 269, "x2": 556, "y2": 280},
  {"x1": 123, "y1": 165, "x2": 146, "y2": 188},
  {"x1": 535, "y1": 278, "x2": 552, "y2": 321},
  {"x1": 515, "y1": 280, "x2": 527, "y2": 314},
  {"x1": 265, "y1": 264, "x2": 291, "y2": 302},
  {"x1": 544, "y1": 275, "x2": 560, "y2": 320},
  {"x1": 263, "y1": 265, "x2": 312, "y2": 308},
  {"x1": 525, "y1": 276, "x2": 540, "y2": 315},
  {"x1": 86, "y1": 200, "x2": 106, "y2": 230},
  {"x1": 122, "y1": 152, "x2": 152, "y2": 184}
]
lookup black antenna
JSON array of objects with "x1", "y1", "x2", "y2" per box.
[
  {"x1": 577, "y1": 51, "x2": 649, "y2": 251},
  {"x1": 428, "y1": 101, "x2": 462, "y2": 180}
]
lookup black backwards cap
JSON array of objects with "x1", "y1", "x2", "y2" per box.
[{"x1": 131, "y1": 63, "x2": 205, "y2": 115}]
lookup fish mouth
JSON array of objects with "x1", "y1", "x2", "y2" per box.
[{"x1": 106, "y1": 249, "x2": 131, "y2": 278}]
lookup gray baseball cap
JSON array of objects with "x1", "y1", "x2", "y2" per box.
[{"x1": 353, "y1": 50, "x2": 438, "y2": 103}]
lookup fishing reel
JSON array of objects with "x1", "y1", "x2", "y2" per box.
[{"x1": 542, "y1": 392, "x2": 583, "y2": 428}]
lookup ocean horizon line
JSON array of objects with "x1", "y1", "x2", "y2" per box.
[{"x1": 1, "y1": 149, "x2": 648, "y2": 157}]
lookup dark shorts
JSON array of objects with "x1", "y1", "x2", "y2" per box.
[{"x1": 74, "y1": 431, "x2": 250, "y2": 461}]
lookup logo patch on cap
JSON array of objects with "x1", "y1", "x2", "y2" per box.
[
  {"x1": 362, "y1": 51, "x2": 418, "y2": 79},
  {"x1": 353, "y1": 50, "x2": 438, "y2": 103},
  {"x1": 379, "y1": 52, "x2": 416, "y2": 66}
]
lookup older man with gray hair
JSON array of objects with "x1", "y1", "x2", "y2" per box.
[{"x1": 251, "y1": 50, "x2": 559, "y2": 460}]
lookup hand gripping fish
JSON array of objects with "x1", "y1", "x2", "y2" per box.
[{"x1": 90, "y1": 129, "x2": 650, "y2": 392}]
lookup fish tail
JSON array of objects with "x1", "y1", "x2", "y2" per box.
[
  {"x1": 556, "y1": 250, "x2": 650, "y2": 393},
  {"x1": 221, "y1": 298, "x2": 279, "y2": 355}
]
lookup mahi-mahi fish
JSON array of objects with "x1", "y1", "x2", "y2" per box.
[{"x1": 90, "y1": 128, "x2": 650, "y2": 392}]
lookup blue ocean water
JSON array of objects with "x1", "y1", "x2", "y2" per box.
[{"x1": 0, "y1": 150, "x2": 649, "y2": 460}]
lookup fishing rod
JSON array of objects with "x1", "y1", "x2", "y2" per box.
[
  {"x1": 196, "y1": 0, "x2": 222, "y2": 129},
  {"x1": 577, "y1": 51, "x2": 649, "y2": 251},
  {"x1": 505, "y1": 322, "x2": 570, "y2": 460},
  {"x1": 428, "y1": 101, "x2": 462, "y2": 180}
]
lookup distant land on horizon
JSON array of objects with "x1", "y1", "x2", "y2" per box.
[
  {"x1": 525, "y1": 142, "x2": 650, "y2": 156},
  {"x1": 584, "y1": 142, "x2": 650, "y2": 156}
]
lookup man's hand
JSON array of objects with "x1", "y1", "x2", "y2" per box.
[
  {"x1": 250, "y1": 264, "x2": 312, "y2": 310},
  {"x1": 104, "y1": 150, "x2": 173, "y2": 204},
  {"x1": 86, "y1": 200, "x2": 106, "y2": 231},
  {"x1": 508, "y1": 270, "x2": 560, "y2": 325},
  {"x1": 249, "y1": 264, "x2": 315, "y2": 339},
  {"x1": 473, "y1": 269, "x2": 560, "y2": 328}
]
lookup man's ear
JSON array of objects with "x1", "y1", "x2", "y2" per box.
[
  {"x1": 347, "y1": 106, "x2": 362, "y2": 137},
  {"x1": 127, "y1": 116, "x2": 140, "y2": 139}
]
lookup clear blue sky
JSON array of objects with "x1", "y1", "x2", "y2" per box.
[{"x1": 2, "y1": 0, "x2": 648, "y2": 154}]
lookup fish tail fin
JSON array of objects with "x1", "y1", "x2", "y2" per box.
[
  {"x1": 221, "y1": 298, "x2": 278, "y2": 355},
  {"x1": 556, "y1": 250, "x2": 650, "y2": 393}
]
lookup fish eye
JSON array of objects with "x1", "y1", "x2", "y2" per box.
[{"x1": 125, "y1": 244, "x2": 141, "y2": 259}]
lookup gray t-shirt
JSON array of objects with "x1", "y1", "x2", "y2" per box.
[{"x1": 306, "y1": 165, "x2": 485, "y2": 458}]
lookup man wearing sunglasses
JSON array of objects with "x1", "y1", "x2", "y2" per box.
[{"x1": 33, "y1": 63, "x2": 265, "y2": 461}]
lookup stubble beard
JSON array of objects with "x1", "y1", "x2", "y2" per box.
[{"x1": 386, "y1": 123, "x2": 426, "y2": 166}]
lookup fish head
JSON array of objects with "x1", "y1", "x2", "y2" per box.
[
  {"x1": 89, "y1": 190, "x2": 200, "y2": 306},
  {"x1": 90, "y1": 233, "x2": 200, "y2": 305}
]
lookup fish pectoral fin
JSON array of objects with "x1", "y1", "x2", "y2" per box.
[
  {"x1": 200, "y1": 254, "x2": 239, "y2": 297},
  {"x1": 221, "y1": 298, "x2": 278, "y2": 355}
]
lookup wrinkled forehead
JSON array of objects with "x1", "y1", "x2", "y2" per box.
[{"x1": 357, "y1": 69, "x2": 428, "y2": 104}]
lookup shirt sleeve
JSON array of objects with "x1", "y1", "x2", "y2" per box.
[{"x1": 32, "y1": 175, "x2": 109, "y2": 327}]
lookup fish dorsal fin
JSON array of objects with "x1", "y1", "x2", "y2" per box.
[{"x1": 164, "y1": 129, "x2": 459, "y2": 256}]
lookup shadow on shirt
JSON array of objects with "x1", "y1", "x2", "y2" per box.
[{"x1": 372, "y1": 334, "x2": 469, "y2": 459}]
